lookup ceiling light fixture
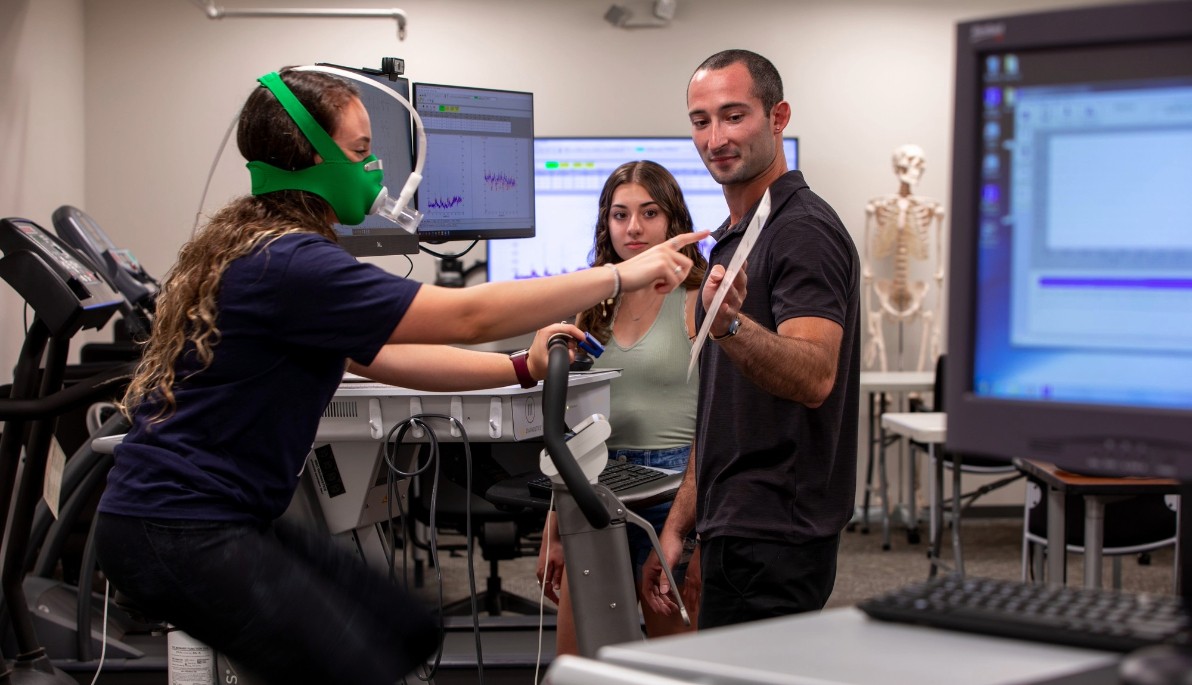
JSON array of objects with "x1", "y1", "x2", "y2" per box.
[{"x1": 604, "y1": 0, "x2": 677, "y2": 29}]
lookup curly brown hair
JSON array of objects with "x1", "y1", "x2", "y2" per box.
[
  {"x1": 122, "y1": 68, "x2": 359, "y2": 420},
  {"x1": 577, "y1": 160, "x2": 707, "y2": 344}
]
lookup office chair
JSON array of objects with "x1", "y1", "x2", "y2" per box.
[
  {"x1": 1021, "y1": 479, "x2": 1178, "y2": 590},
  {"x1": 912, "y1": 354, "x2": 1023, "y2": 576},
  {"x1": 406, "y1": 441, "x2": 546, "y2": 617}
]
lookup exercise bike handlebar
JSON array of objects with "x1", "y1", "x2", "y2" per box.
[
  {"x1": 542, "y1": 333, "x2": 611, "y2": 529},
  {"x1": 0, "y1": 361, "x2": 133, "y2": 420}
]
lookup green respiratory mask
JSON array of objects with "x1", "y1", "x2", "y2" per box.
[{"x1": 247, "y1": 71, "x2": 390, "y2": 226}]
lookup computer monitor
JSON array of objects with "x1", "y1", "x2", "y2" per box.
[
  {"x1": 412, "y1": 83, "x2": 535, "y2": 243},
  {"x1": 485, "y1": 136, "x2": 798, "y2": 283},
  {"x1": 324, "y1": 64, "x2": 420, "y2": 257},
  {"x1": 945, "y1": 2, "x2": 1192, "y2": 483}
]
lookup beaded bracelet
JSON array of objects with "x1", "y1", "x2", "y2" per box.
[{"x1": 603, "y1": 262, "x2": 621, "y2": 301}]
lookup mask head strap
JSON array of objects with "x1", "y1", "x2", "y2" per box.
[
  {"x1": 256, "y1": 71, "x2": 347, "y2": 164},
  {"x1": 247, "y1": 71, "x2": 384, "y2": 225}
]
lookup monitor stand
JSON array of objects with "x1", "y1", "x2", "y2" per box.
[{"x1": 1118, "y1": 482, "x2": 1192, "y2": 685}]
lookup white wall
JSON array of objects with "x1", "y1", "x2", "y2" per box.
[{"x1": 0, "y1": 0, "x2": 86, "y2": 370}]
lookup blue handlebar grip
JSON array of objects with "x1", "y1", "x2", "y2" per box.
[{"x1": 578, "y1": 332, "x2": 604, "y2": 358}]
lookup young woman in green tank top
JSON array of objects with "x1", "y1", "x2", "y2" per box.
[{"x1": 536, "y1": 160, "x2": 708, "y2": 656}]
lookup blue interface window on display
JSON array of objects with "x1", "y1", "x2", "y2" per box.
[{"x1": 945, "y1": 4, "x2": 1192, "y2": 478}]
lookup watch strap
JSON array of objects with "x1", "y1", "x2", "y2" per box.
[
  {"x1": 710, "y1": 317, "x2": 741, "y2": 341},
  {"x1": 509, "y1": 350, "x2": 537, "y2": 388}
]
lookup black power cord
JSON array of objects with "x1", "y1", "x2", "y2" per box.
[{"x1": 382, "y1": 414, "x2": 485, "y2": 685}]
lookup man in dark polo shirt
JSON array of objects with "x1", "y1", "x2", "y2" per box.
[{"x1": 642, "y1": 49, "x2": 860, "y2": 629}]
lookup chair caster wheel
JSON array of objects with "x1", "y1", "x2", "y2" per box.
[
  {"x1": 907, "y1": 530, "x2": 921, "y2": 545},
  {"x1": 861, "y1": 526, "x2": 870, "y2": 535},
  {"x1": 882, "y1": 543, "x2": 891, "y2": 551}
]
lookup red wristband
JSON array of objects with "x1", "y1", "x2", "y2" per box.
[{"x1": 509, "y1": 350, "x2": 537, "y2": 389}]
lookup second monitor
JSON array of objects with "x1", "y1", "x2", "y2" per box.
[
  {"x1": 413, "y1": 83, "x2": 536, "y2": 243},
  {"x1": 487, "y1": 136, "x2": 798, "y2": 283}
]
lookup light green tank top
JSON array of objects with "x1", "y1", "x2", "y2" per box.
[{"x1": 593, "y1": 287, "x2": 699, "y2": 450}]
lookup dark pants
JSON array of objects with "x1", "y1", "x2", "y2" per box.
[
  {"x1": 94, "y1": 512, "x2": 437, "y2": 685},
  {"x1": 699, "y1": 534, "x2": 840, "y2": 629}
]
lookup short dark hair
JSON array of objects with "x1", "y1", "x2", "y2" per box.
[{"x1": 693, "y1": 49, "x2": 783, "y2": 115}]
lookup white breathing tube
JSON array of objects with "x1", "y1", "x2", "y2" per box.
[{"x1": 293, "y1": 64, "x2": 428, "y2": 225}]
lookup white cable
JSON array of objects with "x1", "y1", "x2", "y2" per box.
[
  {"x1": 293, "y1": 64, "x2": 428, "y2": 212},
  {"x1": 89, "y1": 578, "x2": 111, "y2": 685},
  {"x1": 191, "y1": 113, "x2": 241, "y2": 238},
  {"x1": 534, "y1": 492, "x2": 555, "y2": 685}
]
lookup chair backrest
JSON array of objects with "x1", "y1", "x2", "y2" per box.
[{"x1": 407, "y1": 442, "x2": 544, "y2": 559}]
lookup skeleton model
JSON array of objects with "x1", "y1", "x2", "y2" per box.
[{"x1": 863, "y1": 144, "x2": 945, "y2": 372}]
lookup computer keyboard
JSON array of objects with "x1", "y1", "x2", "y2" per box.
[
  {"x1": 527, "y1": 461, "x2": 672, "y2": 500},
  {"x1": 858, "y1": 575, "x2": 1191, "y2": 653}
]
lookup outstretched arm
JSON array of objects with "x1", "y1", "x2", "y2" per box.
[
  {"x1": 390, "y1": 232, "x2": 707, "y2": 346},
  {"x1": 350, "y1": 323, "x2": 582, "y2": 391}
]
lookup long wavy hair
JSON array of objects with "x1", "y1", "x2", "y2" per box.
[
  {"x1": 122, "y1": 68, "x2": 359, "y2": 420},
  {"x1": 577, "y1": 160, "x2": 707, "y2": 344}
]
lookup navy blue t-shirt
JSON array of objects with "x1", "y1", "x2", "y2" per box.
[{"x1": 99, "y1": 233, "x2": 420, "y2": 522}]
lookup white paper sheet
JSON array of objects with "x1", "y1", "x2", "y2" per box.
[{"x1": 688, "y1": 189, "x2": 772, "y2": 380}]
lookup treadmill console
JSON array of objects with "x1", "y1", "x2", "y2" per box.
[{"x1": 0, "y1": 217, "x2": 123, "y2": 335}]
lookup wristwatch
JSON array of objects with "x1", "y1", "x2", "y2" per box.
[
  {"x1": 509, "y1": 350, "x2": 537, "y2": 388},
  {"x1": 710, "y1": 316, "x2": 742, "y2": 341}
]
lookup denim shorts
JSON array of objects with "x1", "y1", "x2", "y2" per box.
[{"x1": 610, "y1": 445, "x2": 697, "y2": 583}]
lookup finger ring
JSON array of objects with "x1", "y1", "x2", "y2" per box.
[
  {"x1": 670, "y1": 239, "x2": 679, "y2": 249},
  {"x1": 673, "y1": 265, "x2": 683, "y2": 274}
]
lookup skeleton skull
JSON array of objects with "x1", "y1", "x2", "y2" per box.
[{"x1": 892, "y1": 144, "x2": 926, "y2": 188}]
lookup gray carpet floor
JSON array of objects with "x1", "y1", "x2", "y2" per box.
[{"x1": 413, "y1": 515, "x2": 1178, "y2": 616}]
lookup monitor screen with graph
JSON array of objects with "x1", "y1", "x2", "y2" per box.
[
  {"x1": 412, "y1": 83, "x2": 535, "y2": 242},
  {"x1": 486, "y1": 136, "x2": 798, "y2": 283},
  {"x1": 945, "y1": 0, "x2": 1192, "y2": 479}
]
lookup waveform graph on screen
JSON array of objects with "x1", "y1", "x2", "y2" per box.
[
  {"x1": 484, "y1": 171, "x2": 518, "y2": 191},
  {"x1": 421, "y1": 133, "x2": 532, "y2": 223},
  {"x1": 479, "y1": 137, "x2": 531, "y2": 218},
  {"x1": 420, "y1": 133, "x2": 471, "y2": 220},
  {"x1": 427, "y1": 195, "x2": 465, "y2": 211}
]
